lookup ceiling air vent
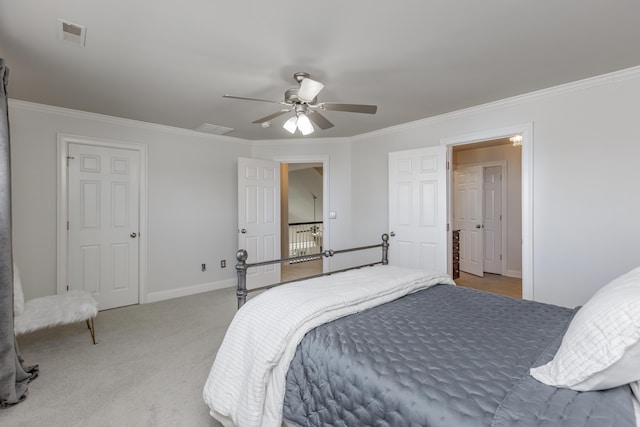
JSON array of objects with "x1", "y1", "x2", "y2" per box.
[
  {"x1": 195, "y1": 123, "x2": 234, "y2": 135},
  {"x1": 58, "y1": 19, "x2": 86, "y2": 47}
]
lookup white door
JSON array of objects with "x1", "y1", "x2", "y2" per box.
[
  {"x1": 238, "y1": 157, "x2": 281, "y2": 289},
  {"x1": 388, "y1": 146, "x2": 447, "y2": 273},
  {"x1": 454, "y1": 165, "x2": 484, "y2": 277},
  {"x1": 68, "y1": 143, "x2": 140, "y2": 310},
  {"x1": 483, "y1": 166, "x2": 502, "y2": 274}
]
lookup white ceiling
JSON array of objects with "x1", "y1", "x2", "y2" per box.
[{"x1": 1, "y1": 1, "x2": 640, "y2": 140}]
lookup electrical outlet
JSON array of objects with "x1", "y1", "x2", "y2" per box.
[
  {"x1": 201, "y1": 263, "x2": 206, "y2": 272},
  {"x1": 221, "y1": 260, "x2": 226, "y2": 268}
]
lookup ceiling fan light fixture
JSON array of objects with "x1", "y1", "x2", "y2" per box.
[
  {"x1": 283, "y1": 116, "x2": 298, "y2": 134},
  {"x1": 297, "y1": 114, "x2": 314, "y2": 135},
  {"x1": 298, "y1": 78, "x2": 325, "y2": 101},
  {"x1": 224, "y1": 71, "x2": 377, "y2": 136}
]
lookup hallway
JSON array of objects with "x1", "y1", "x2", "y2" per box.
[
  {"x1": 455, "y1": 272, "x2": 522, "y2": 298},
  {"x1": 281, "y1": 259, "x2": 323, "y2": 282}
]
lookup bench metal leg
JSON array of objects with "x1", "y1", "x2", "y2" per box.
[{"x1": 85, "y1": 318, "x2": 97, "y2": 345}]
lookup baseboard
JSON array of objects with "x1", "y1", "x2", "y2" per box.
[
  {"x1": 505, "y1": 269, "x2": 522, "y2": 279},
  {"x1": 145, "y1": 278, "x2": 236, "y2": 303}
]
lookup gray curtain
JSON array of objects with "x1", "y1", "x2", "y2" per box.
[{"x1": 0, "y1": 58, "x2": 38, "y2": 408}]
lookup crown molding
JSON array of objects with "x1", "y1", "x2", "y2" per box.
[
  {"x1": 7, "y1": 99, "x2": 250, "y2": 145},
  {"x1": 351, "y1": 65, "x2": 640, "y2": 142}
]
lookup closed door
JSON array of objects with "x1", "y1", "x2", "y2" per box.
[
  {"x1": 68, "y1": 143, "x2": 140, "y2": 310},
  {"x1": 238, "y1": 157, "x2": 281, "y2": 288},
  {"x1": 483, "y1": 166, "x2": 502, "y2": 274},
  {"x1": 388, "y1": 146, "x2": 447, "y2": 272},
  {"x1": 454, "y1": 165, "x2": 484, "y2": 277}
]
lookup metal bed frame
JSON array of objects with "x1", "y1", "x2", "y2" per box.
[{"x1": 235, "y1": 233, "x2": 389, "y2": 308}]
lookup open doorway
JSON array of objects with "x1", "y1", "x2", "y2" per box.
[
  {"x1": 451, "y1": 137, "x2": 523, "y2": 298},
  {"x1": 280, "y1": 163, "x2": 324, "y2": 282}
]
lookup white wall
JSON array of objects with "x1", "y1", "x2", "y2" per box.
[
  {"x1": 10, "y1": 66, "x2": 640, "y2": 309},
  {"x1": 454, "y1": 144, "x2": 522, "y2": 276},
  {"x1": 9, "y1": 101, "x2": 250, "y2": 301},
  {"x1": 350, "y1": 68, "x2": 640, "y2": 308}
]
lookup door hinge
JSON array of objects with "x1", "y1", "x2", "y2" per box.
[
  {"x1": 66, "y1": 285, "x2": 69, "y2": 291},
  {"x1": 447, "y1": 223, "x2": 450, "y2": 232},
  {"x1": 500, "y1": 254, "x2": 502, "y2": 260},
  {"x1": 446, "y1": 161, "x2": 450, "y2": 170},
  {"x1": 67, "y1": 221, "x2": 70, "y2": 230},
  {"x1": 500, "y1": 214, "x2": 502, "y2": 221}
]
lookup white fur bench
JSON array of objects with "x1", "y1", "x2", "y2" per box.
[{"x1": 13, "y1": 265, "x2": 98, "y2": 344}]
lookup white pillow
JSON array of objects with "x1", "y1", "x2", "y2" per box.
[
  {"x1": 13, "y1": 262, "x2": 25, "y2": 316},
  {"x1": 530, "y1": 265, "x2": 640, "y2": 391}
]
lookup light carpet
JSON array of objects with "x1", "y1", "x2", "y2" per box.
[{"x1": 0, "y1": 287, "x2": 238, "y2": 427}]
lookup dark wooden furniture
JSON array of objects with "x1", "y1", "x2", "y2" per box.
[{"x1": 452, "y1": 230, "x2": 460, "y2": 279}]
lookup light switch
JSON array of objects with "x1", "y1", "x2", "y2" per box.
[{"x1": 329, "y1": 211, "x2": 337, "y2": 219}]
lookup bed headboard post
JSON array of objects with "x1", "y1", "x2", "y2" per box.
[
  {"x1": 236, "y1": 249, "x2": 249, "y2": 309},
  {"x1": 381, "y1": 233, "x2": 389, "y2": 265}
]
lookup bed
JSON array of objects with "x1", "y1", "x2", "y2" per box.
[{"x1": 204, "y1": 235, "x2": 640, "y2": 427}]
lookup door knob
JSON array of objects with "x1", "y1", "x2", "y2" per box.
[
  {"x1": 240, "y1": 229, "x2": 247, "y2": 234},
  {"x1": 390, "y1": 231, "x2": 396, "y2": 237},
  {"x1": 130, "y1": 232, "x2": 137, "y2": 238},
  {"x1": 475, "y1": 224, "x2": 483, "y2": 229}
]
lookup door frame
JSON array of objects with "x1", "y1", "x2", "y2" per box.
[
  {"x1": 56, "y1": 133, "x2": 149, "y2": 303},
  {"x1": 442, "y1": 122, "x2": 533, "y2": 300},
  {"x1": 271, "y1": 155, "x2": 329, "y2": 274},
  {"x1": 454, "y1": 161, "x2": 508, "y2": 276}
]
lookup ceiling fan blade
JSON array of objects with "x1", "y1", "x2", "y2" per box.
[
  {"x1": 251, "y1": 109, "x2": 290, "y2": 124},
  {"x1": 223, "y1": 95, "x2": 285, "y2": 105},
  {"x1": 307, "y1": 111, "x2": 334, "y2": 130},
  {"x1": 319, "y1": 103, "x2": 377, "y2": 114},
  {"x1": 298, "y1": 78, "x2": 325, "y2": 102}
]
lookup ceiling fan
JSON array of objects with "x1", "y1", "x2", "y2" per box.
[{"x1": 223, "y1": 72, "x2": 377, "y2": 135}]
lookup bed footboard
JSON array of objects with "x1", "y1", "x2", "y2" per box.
[{"x1": 235, "y1": 233, "x2": 389, "y2": 309}]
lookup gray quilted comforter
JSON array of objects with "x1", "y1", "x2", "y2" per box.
[{"x1": 283, "y1": 284, "x2": 635, "y2": 426}]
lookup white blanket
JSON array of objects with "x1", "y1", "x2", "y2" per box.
[{"x1": 203, "y1": 265, "x2": 454, "y2": 427}]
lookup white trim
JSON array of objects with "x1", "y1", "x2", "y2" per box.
[
  {"x1": 56, "y1": 133, "x2": 149, "y2": 304},
  {"x1": 10, "y1": 99, "x2": 249, "y2": 145},
  {"x1": 57, "y1": 140, "x2": 68, "y2": 296},
  {"x1": 271, "y1": 155, "x2": 330, "y2": 274},
  {"x1": 441, "y1": 122, "x2": 534, "y2": 300},
  {"x1": 506, "y1": 269, "x2": 522, "y2": 279},
  {"x1": 453, "y1": 160, "x2": 508, "y2": 276},
  {"x1": 146, "y1": 278, "x2": 236, "y2": 303}
]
